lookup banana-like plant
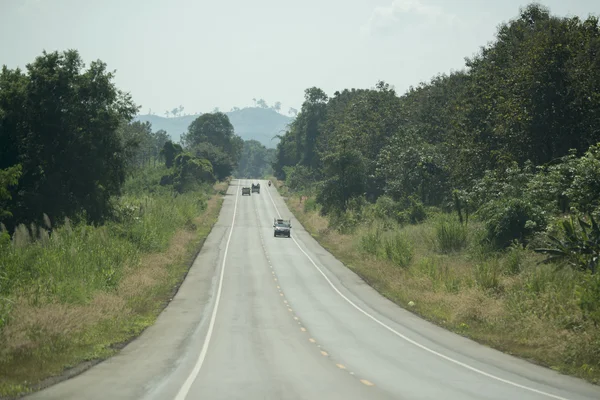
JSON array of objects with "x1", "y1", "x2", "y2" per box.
[{"x1": 535, "y1": 214, "x2": 600, "y2": 273}]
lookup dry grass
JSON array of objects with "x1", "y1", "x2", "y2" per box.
[
  {"x1": 284, "y1": 189, "x2": 600, "y2": 385},
  {"x1": 0, "y1": 185, "x2": 224, "y2": 398}
]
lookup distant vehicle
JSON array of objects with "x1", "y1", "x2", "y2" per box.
[
  {"x1": 252, "y1": 183, "x2": 260, "y2": 194},
  {"x1": 268, "y1": 181, "x2": 272, "y2": 187},
  {"x1": 242, "y1": 187, "x2": 251, "y2": 196},
  {"x1": 273, "y1": 218, "x2": 291, "y2": 238}
]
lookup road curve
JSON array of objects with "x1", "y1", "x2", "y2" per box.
[{"x1": 27, "y1": 179, "x2": 600, "y2": 400}]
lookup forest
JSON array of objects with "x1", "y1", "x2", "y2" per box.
[{"x1": 272, "y1": 3, "x2": 600, "y2": 382}]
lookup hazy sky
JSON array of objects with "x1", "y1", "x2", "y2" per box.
[{"x1": 1, "y1": 0, "x2": 599, "y2": 116}]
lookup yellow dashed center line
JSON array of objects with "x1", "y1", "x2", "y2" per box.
[
  {"x1": 320, "y1": 350, "x2": 329, "y2": 356},
  {"x1": 300, "y1": 327, "x2": 306, "y2": 332},
  {"x1": 360, "y1": 379, "x2": 374, "y2": 386},
  {"x1": 280, "y1": 293, "x2": 284, "y2": 297},
  {"x1": 288, "y1": 308, "x2": 293, "y2": 312},
  {"x1": 293, "y1": 316, "x2": 299, "y2": 321},
  {"x1": 336, "y1": 364, "x2": 346, "y2": 370},
  {"x1": 309, "y1": 338, "x2": 316, "y2": 343}
]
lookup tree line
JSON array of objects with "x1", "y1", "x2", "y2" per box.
[
  {"x1": 273, "y1": 4, "x2": 600, "y2": 262},
  {"x1": 0, "y1": 50, "x2": 246, "y2": 233}
]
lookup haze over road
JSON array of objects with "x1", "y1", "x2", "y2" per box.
[{"x1": 27, "y1": 180, "x2": 600, "y2": 400}]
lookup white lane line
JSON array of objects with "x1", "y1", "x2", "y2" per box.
[
  {"x1": 174, "y1": 180, "x2": 241, "y2": 400},
  {"x1": 264, "y1": 187, "x2": 570, "y2": 400}
]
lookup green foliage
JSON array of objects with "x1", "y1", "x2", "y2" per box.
[
  {"x1": 434, "y1": 215, "x2": 468, "y2": 253},
  {"x1": 478, "y1": 198, "x2": 546, "y2": 248},
  {"x1": 283, "y1": 165, "x2": 316, "y2": 192},
  {"x1": 382, "y1": 232, "x2": 413, "y2": 268},
  {"x1": 359, "y1": 226, "x2": 413, "y2": 268},
  {"x1": 161, "y1": 140, "x2": 183, "y2": 168},
  {"x1": 171, "y1": 153, "x2": 215, "y2": 193},
  {"x1": 0, "y1": 168, "x2": 208, "y2": 306},
  {"x1": 118, "y1": 121, "x2": 170, "y2": 170},
  {"x1": 474, "y1": 260, "x2": 501, "y2": 291},
  {"x1": 181, "y1": 112, "x2": 243, "y2": 180},
  {"x1": 398, "y1": 196, "x2": 427, "y2": 225},
  {"x1": 535, "y1": 214, "x2": 600, "y2": 273},
  {"x1": 578, "y1": 272, "x2": 600, "y2": 325},
  {"x1": 0, "y1": 165, "x2": 21, "y2": 219},
  {"x1": 0, "y1": 50, "x2": 138, "y2": 229},
  {"x1": 234, "y1": 139, "x2": 275, "y2": 178}
]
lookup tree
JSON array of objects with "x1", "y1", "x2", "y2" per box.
[
  {"x1": 0, "y1": 50, "x2": 138, "y2": 228},
  {"x1": 235, "y1": 139, "x2": 274, "y2": 178},
  {"x1": 257, "y1": 98, "x2": 268, "y2": 108},
  {"x1": 273, "y1": 101, "x2": 282, "y2": 112},
  {"x1": 161, "y1": 141, "x2": 183, "y2": 168},
  {"x1": 288, "y1": 107, "x2": 298, "y2": 116},
  {"x1": 181, "y1": 113, "x2": 243, "y2": 180}
]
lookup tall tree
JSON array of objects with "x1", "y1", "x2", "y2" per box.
[{"x1": 0, "y1": 50, "x2": 138, "y2": 227}]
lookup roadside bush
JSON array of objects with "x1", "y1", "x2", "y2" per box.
[
  {"x1": 360, "y1": 226, "x2": 382, "y2": 255},
  {"x1": 434, "y1": 215, "x2": 468, "y2": 253},
  {"x1": 478, "y1": 198, "x2": 546, "y2": 248}
]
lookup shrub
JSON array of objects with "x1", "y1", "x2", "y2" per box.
[
  {"x1": 535, "y1": 214, "x2": 600, "y2": 273},
  {"x1": 478, "y1": 198, "x2": 546, "y2": 248},
  {"x1": 360, "y1": 227, "x2": 382, "y2": 255},
  {"x1": 434, "y1": 215, "x2": 468, "y2": 253}
]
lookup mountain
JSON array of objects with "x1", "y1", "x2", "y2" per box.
[{"x1": 134, "y1": 108, "x2": 293, "y2": 148}]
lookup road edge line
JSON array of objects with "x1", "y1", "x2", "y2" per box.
[
  {"x1": 173, "y1": 180, "x2": 240, "y2": 400},
  {"x1": 264, "y1": 184, "x2": 570, "y2": 400}
]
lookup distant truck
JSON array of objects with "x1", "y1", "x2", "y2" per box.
[
  {"x1": 252, "y1": 183, "x2": 260, "y2": 194},
  {"x1": 273, "y1": 218, "x2": 292, "y2": 238},
  {"x1": 242, "y1": 187, "x2": 251, "y2": 196}
]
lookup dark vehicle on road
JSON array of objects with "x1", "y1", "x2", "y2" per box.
[
  {"x1": 273, "y1": 218, "x2": 291, "y2": 238},
  {"x1": 242, "y1": 187, "x2": 251, "y2": 196},
  {"x1": 252, "y1": 183, "x2": 260, "y2": 193},
  {"x1": 268, "y1": 181, "x2": 272, "y2": 187}
]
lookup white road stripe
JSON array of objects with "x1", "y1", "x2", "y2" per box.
[
  {"x1": 174, "y1": 180, "x2": 241, "y2": 400},
  {"x1": 264, "y1": 184, "x2": 570, "y2": 400}
]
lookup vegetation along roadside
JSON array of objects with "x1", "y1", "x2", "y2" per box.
[
  {"x1": 0, "y1": 49, "x2": 244, "y2": 398},
  {"x1": 270, "y1": 3, "x2": 600, "y2": 385}
]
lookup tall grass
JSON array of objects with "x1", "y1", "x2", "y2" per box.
[
  {"x1": 0, "y1": 166, "x2": 220, "y2": 397},
  {"x1": 359, "y1": 225, "x2": 413, "y2": 268},
  {"x1": 284, "y1": 192, "x2": 600, "y2": 384},
  {"x1": 434, "y1": 215, "x2": 468, "y2": 253}
]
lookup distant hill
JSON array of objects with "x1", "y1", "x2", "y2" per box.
[{"x1": 134, "y1": 108, "x2": 293, "y2": 148}]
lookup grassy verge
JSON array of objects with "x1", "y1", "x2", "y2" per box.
[
  {"x1": 274, "y1": 180, "x2": 600, "y2": 385},
  {"x1": 0, "y1": 173, "x2": 227, "y2": 398}
]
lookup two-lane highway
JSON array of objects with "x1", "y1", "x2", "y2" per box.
[{"x1": 27, "y1": 179, "x2": 600, "y2": 400}]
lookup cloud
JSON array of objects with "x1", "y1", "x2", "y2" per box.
[{"x1": 361, "y1": 0, "x2": 456, "y2": 36}]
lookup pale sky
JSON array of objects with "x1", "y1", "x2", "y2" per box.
[{"x1": 1, "y1": 0, "x2": 599, "y2": 116}]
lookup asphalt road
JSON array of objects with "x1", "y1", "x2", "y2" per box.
[{"x1": 27, "y1": 179, "x2": 600, "y2": 400}]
